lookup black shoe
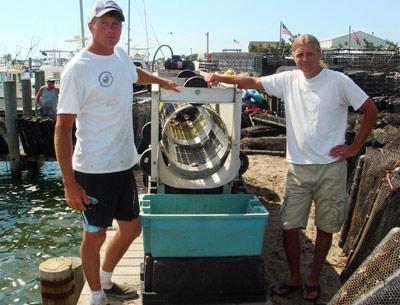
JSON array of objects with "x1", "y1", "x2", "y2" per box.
[{"x1": 103, "y1": 282, "x2": 138, "y2": 300}]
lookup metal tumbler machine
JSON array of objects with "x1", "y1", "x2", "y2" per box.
[{"x1": 139, "y1": 71, "x2": 269, "y2": 304}]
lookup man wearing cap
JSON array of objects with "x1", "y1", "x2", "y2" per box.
[
  {"x1": 54, "y1": 1, "x2": 179, "y2": 305},
  {"x1": 35, "y1": 76, "x2": 59, "y2": 119}
]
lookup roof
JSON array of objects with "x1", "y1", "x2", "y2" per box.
[
  {"x1": 249, "y1": 41, "x2": 280, "y2": 44},
  {"x1": 320, "y1": 30, "x2": 387, "y2": 42}
]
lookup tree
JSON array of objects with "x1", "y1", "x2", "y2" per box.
[
  {"x1": 249, "y1": 45, "x2": 258, "y2": 53},
  {"x1": 386, "y1": 40, "x2": 400, "y2": 55},
  {"x1": 2, "y1": 53, "x2": 12, "y2": 61},
  {"x1": 186, "y1": 53, "x2": 198, "y2": 61},
  {"x1": 363, "y1": 38, "x2": 375, "y2": 49}
]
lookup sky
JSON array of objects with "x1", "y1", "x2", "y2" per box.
[{"x1": 1, "y1": 0, "x2": 400, "y2": 62}]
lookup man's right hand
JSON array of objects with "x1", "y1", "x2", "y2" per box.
[{"x1": 63, "y1": 179, "x2": 88, "y2": 212}]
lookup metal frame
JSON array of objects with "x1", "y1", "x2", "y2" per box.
[{"x1": 149, "y1": 84, "x2": 242, "y2": 193}]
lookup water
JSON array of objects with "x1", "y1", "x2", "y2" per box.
[{"x1": 0, "y1": 161, "x2": 82, "y2": 305}]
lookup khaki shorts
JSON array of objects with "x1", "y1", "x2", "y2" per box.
[{"x1": 280, "y1": 161, "x2": 348, "y2": 233}]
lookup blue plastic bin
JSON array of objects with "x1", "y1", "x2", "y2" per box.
[{"x1": 139, "y1": 194, "x2": 269, "y2": 257}]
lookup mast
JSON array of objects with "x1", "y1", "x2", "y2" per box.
[
  {"x1": 143, "y1": 0, "x2": 150, "y2": 60},
  {"x1": 79, "y1": 0, "x2": 85, "y2": 48},
  {"x1": 348, "y1": 25, "x2": 351, "y2": 50},
  {"x1": 206, "y1": 32, "x2": 209, "y2": 61},
  {"x1": 128, "y1": 0, "x2": 131, "y2": 56},
  {"x1": 279, "y1": 21, "x2": 282, "y2": 49}
]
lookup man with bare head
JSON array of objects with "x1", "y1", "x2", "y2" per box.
[{"x1": 206, "y1": 34, "x2": 377, "y2": 301}]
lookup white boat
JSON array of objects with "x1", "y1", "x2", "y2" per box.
[
  {"x1": 0, "y1": 62, "x2": 63, "y2": 110},
  {"x1": 0, "y1": 63, "x2": 28, "y2": 99}
]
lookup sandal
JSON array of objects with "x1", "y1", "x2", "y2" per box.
[
  {"x1": 271, "y1": 283, "x2": 302, "y2": 296},
  {"x1": 302, "y1": 283, "x2": 320, "y2": 301}
]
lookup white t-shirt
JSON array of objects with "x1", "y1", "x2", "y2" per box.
[
  {"x1": 261, "y1": 69, "x2": 368, "y2": 164},
  {"x1": 58, "y1": 47, "x2": 139, "y2": 173}
]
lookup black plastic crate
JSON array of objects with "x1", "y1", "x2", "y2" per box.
[{"x1": 141, "y1": 255, "x2": 266, "y2": 305}]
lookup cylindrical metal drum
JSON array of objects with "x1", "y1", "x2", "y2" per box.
[{"x1": 159, "y1": 103, "x2": 231, "y2": 179}]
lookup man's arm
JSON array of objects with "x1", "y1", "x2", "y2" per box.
[
  {"x1": 330, "y1": 98, "x2": 378, "y2": 160},
  {"x1": 35, "y1": 86, "x2": 43, "y2": 108},
  {"x1": 55, "y1": 114, "x2": 87, "y2": 211},
  {"x1": 136, "y1": 68, "x2": 179, "y2": 91},
  {"x1": 205, "y1": 73, "x2": 264, "y2": 91}
]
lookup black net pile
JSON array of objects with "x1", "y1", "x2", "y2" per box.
[
  {"x1": 132, "y1": 100, "x2": 151, "y2": 148},
  {"x1": 329, "y1": 228, "x2": 400, "y2": 305},
  {"x1": 348, "y1": 113, "x2": 400, "y2": 147},
  {"x1": 372, "y1": 96, "x2": 400, "y2": 113},
  {"x1": 322, "y1": 50, "x2": 400, "y2": 71},
  {"x1": 17, "y1": 117, "x2": 56, "y2": 157},
  {"x1": 340, "y1": 137, "x2": 400, "y2": 282},
  {"x1": 385, "y1": 72, "x2": 400, "y2": 96},
  {"x1": 345, "y1": 71, "x2": 400, "y2": 97}
]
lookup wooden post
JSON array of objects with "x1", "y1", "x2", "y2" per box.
[
  {"x1": 4, "y1": 80, "x2": 20, "y2": 177},
  {"x1": 35, "y1": 70, "x2": 45, "y2": 96},
  {"x1": 21, "y1": 78, "x2": 33, "y2": 117},
  {"x1": 39, "y1": 257, "x2": 75, "y2": 305},
  {"x1": 66, "y1": 257, "x2": 85, "y2": 305}
]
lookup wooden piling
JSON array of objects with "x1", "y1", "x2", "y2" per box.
[
  {"x1": 66, "y1": 257, "x2": 85, "y2": 305},
  {"x1": 21, "y1": 78, "x2": 33, "y2": 117},
  {"x1": 34, "y1": 70, "x2": 45, "y2": 96},
  {"x1": 39, "y1": 257, "x2": 75, "y2": 305},
  {"x1": 4, "y1": 80, "x2": 20, "y2": 177}
]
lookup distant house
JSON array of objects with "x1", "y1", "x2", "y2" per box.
[
  {"x1": 319, "y1": 31, "x2": 388, "y2": 49},
  {"x1": 209, "y1": 51, "x2": 263, "y2": 73},
  {"x1": 248, "y1": 41, "x2": 280, "y2": 50}
]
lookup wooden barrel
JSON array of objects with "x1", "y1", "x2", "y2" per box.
[{"x1": 39, "y1": 257, "x2": 74, "y2": 305}]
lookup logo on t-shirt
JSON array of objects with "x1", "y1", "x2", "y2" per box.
[{"x1": 98, "y1": 71, "x2": 113, "y2": 87}]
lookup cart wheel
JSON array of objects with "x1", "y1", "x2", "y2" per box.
[
  {"x1": 183, "y1": 76, "x2": 208, "y2": 88},
  {"x1": 177, "y1": 70, "x2": 197, "y2": 78},
  {"x1": 137, "y1": 122, "x2": 151, "y2": 154}
]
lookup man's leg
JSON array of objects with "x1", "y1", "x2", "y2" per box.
[
  {"x1": 304, "y1": 162, "x2": 346, "y2": 299},
  {"x1": 283, "y1": 228, "x2": 302, "y2": 286},
  {"x1": 101, "y1": 218, "x2": 141, "y2": 272},
  {"x1": 99, "y1": 219, "x2": 141, "y2": 299},
  {"x1": 81, "y1": 228, "x2": 108, "y2": 291},
  {"x1": 273, "y1": 228, "x2": 303, "y2": 295},
  {"x1": 303, "y1": 228, "x2": 332, "y2": 299},
  {"x1": 274, "y1": 164, "x2": 312, "y2": 295},
  {"x1": 307, "y1": 228, "x2": 332, "y2": 285}
]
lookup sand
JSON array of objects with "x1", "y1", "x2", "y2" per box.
[{"x1": 243, "y1": 155, "x2": 347, "y2": 305}]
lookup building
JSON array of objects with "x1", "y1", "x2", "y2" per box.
[
  {"x1": 320, "y1": 31, "x2": 388, "y2": 49},
  {"x1": 248, "y1": 41, "x2": 280, "y2": 50},
  {"x1": 208, "y1": 51, "x2": 264, "y2": 75}
]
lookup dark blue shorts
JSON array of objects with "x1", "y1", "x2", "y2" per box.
[{"x1": 75, "y1": 168, "x2": 139, "y2": 228}]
